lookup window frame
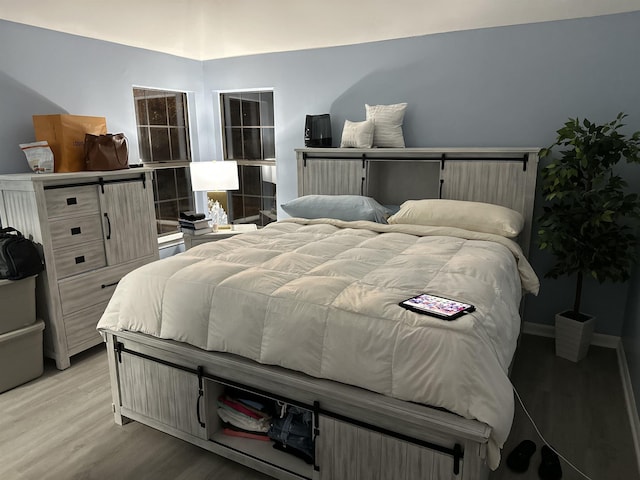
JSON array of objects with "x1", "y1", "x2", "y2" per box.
[
  {"x1": 217, "y1": 88, "x2": 277, "y2": 228},
  {"x1": 132, "y1": 85, "x2": 196, "y2": 237},
  {"x1": 218, "y1": 88, "x2": 276, "y2": 166}
]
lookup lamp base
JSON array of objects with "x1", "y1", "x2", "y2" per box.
[{"x1": 208, "y1": 200, "x2": 229, "y2": 231}]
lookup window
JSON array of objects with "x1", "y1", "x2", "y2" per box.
[
  {"x1": 133, "y1": 88, "x2": 195, "y2": 235},
  {"x1": 220, "y1": 90, "x2": 276, "y2": 227}
]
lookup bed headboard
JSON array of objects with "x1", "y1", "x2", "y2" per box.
[{"x1": 295, "y1": 147, "x2": 539, "y2": 257}]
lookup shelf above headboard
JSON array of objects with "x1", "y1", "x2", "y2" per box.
[{"x1": 295, "y1": 147, "x2": 540, "y2": 257}]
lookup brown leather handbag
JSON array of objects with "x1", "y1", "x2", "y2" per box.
[{"x1": 84, "y1": 133, "x2": 129, "y2": 171}]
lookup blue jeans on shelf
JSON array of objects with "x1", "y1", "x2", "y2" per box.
[{"x1": 268, "y1": 406, "x2": 314, "y2": 460}]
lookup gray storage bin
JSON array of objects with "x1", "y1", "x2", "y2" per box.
[
  {"x1": 0, "y1": 275, "x2": 37, "y2": 335},
  {"x1": 0, "y1": 320, "x2": 44, "y2": 393}
]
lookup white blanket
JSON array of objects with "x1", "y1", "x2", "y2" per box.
[{"x1": 98, "y1": 218, "x2": 539, "y2": 469}]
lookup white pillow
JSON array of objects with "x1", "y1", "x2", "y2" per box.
[
  {"x1": 387, "y1": 199, "x2": 524, "y2": 238},
  {"x1": 340, "y1": 119, "x2": 374, "y2": 148},
  {"x1": 365, "y1": 103, "x2": 408, "y2": 148}
]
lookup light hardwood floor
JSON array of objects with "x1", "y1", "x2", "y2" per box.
[{"x1": 0, "y1": 334, "x2": 637, "y2": 480}]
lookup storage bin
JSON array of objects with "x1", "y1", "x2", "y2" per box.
[
  {"x1": 0, "y1": 320, "x2": 44, "y2": 393},
  {"x1": 0, "y1": 275, "x2": 37, "y2": 335}
]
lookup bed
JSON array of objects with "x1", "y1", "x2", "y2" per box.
[{"x1": 98, "y1": 148, "x2": 540, "y2": 480}]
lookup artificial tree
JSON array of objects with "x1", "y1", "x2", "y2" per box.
[{"x1": 538, "y1": 113, "x2": 640, "y2": 322}]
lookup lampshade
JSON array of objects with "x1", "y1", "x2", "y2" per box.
[{"x1": 190, "y1": 161, "x2": 239, "y2": 191}]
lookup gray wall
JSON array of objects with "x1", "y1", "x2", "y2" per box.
[
  {"x1": 203, "y1": 11, "x2": 640, "y2": 337},
  {"x1": 0, "y1": 20, "x2": 212, "y2": 175},
  {"x1": 0, "y1": 14, "x2": 639, "y2": 338}
]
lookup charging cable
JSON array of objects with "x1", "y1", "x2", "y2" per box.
[{"x1": 513, "y1": 385, "x2": 594, "y2": 480}]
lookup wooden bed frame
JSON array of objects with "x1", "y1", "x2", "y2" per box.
[{"x1": 102, "y1": 147, "x2": 539, "y2": 480}]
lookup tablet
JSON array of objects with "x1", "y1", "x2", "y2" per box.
[{"x1": 399, "y1": 293, "x2": 475, "y2": 320}]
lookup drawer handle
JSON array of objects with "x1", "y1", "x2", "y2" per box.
[
  {"x1": 66, "y1": 197, "x2": 78, "y2": 205},
  {"x1": 101, "y1": 281, "x2": 119, "y2": 289},
  {"x1": 104, "y1": 213, "x2": 112, "y2": 240},
  {"x1": 74, "y1": 256, "x2": 85, "y2": 264},
  {"x1": 71, "y1": 227, "x2": 81, "y2": 235}
]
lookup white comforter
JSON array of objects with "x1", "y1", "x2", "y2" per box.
[{"x1": 98, "y1": 218, "x2": 539, "y2": 469}]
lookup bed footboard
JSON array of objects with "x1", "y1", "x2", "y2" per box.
[{"x1": 103, "y1": 330, "x2": 491, "y2": 480}]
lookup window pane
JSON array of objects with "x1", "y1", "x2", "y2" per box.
[
  {"x1": 148, "y1": 96, "x2": 168, "y2": 125},
  {"x1": 260, "y1": 92, "x2": 274, "y2": 126},
  {"x1": 232, "y1": 194, "x2": 243, "y2": 219},
  {"x1": 242, "y1": 165, "x2": 261, "y2": 196},
  {"x1": 227, "y1": 128, "x2": 243, "y2": 160},
  {"x1": 242, "y1": 93, "x2": 260, "y2": 126},
  {"x1": 224, "y1": 96, "x2": 242, "y2": 126},
  {"x1": 262, "y1": 128, "x2": 275, "y2": 160},
  {"x1": 137, "y1": 127, "x2": 151, "y2": 162},
  {"x1": 243, "y1": 196, "x2": 261, "y2": 219},
  {"x1": 170, "y1": 128, "x2": 188, "y2": 161},
  {"x1": 152, "y1": 170, "x2": 159, "y2": 199},
  {"x1": 262, "y1": 180, "x2": 276, "y2": 198},
  {"x1": 155, "y1": 168, "x2": 176, "y2": 201},
  {"x1": 174, "y1": 94, "x2": 186, "y2": 127},
  {"x1": 243, "y1": 128, "x2": 261, "y2": 160},
  {"x1": 167, "y1": 95, "x2": 178, "y2": 125},
  {"x1": 175, "y1": 166, "x2": 191, "y2": 197},
  {"x1": 178, "y1": 197, "x2": 194, "y2": 216},
  {"x1": 262, "y1": 195, "x2": 275, "y2": 212},
  {"x1": 150, "y1": 127, "x2": 171, "y2": 161},
  {"x1": 135, "y1": 98, "x2": 148, "y2": 125},
  {"x1": 158, "y1": 200, "x2": 179, "y2": 233}
]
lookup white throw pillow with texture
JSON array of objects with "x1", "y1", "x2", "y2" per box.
[
  {"x1": 340, "y1": 119, "x2": 374, "y2": 148},
  {"x1": 365, "y1": 103, "x2": 408, "y2": 148}
]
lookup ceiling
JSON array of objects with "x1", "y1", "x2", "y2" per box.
[{"x1": 0, "y1": 0, "x2": 638, "y2": 60}]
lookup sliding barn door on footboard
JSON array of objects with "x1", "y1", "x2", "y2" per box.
[
  {"x1": 316, "y1": 416, "x2": 461, "y2": 480},
  {"x1": 116, "y1": 348, "x2": 207, "y2": 439}
]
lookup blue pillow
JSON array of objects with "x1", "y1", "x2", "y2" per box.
[{"x1": 281, "y1": 195, "x2": 390, "y2": 223}]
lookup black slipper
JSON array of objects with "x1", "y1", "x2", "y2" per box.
[
  {"x1": 506, "y1": 439, "x2": 537, "y2": 472},
  {"x1": 538, "y1": 445, "x2": 562, "y2": 480}
]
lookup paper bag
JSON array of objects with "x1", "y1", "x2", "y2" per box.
[{"x1": 32, "y1": 114, "x2": 107, "y2": 172}]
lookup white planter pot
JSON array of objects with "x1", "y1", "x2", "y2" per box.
[{"x1": 555, "y1": 311, "x2": 595, "y2": 362}]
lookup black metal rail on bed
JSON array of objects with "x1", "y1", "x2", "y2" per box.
[{"x1": 301, "y1": 150, "x2": 530, "y2": 171}]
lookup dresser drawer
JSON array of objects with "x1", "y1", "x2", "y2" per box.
[
  {"x1": 57, "y1": 257, "x2": 152, "y2": 315},
  {"x1": 45, "y1": 185, "x2": 100, "y2": 219},
  {"x1": 53, "y1": 241, "x2": 106, "y2": 279},
  {"x1": 49, "y1": 215, "x2": 104, "y2": 250},
  {"x1": 63, "y1": 302, "x2": 109, "y2": 355}
]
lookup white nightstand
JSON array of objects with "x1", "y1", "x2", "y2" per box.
[{"x1": 183, "y1": 224, "x2": 258, "y2": 250}]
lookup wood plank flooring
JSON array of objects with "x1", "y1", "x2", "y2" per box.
[
  {"x1": 491, "y1": 335, "x2": 638, "y2": 480},
  {"x1": 0, "y1": 334, "x2": 637, "y2": 480}
]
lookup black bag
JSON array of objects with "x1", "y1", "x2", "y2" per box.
[{"x1": 0, "y1": 227, "x2": 44, "y2": 280}]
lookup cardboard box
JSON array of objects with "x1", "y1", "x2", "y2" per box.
[
  {"x1": 0, "y1": 276, "x2": 36, "y2": 335},
  {"x1": 33, "y1": 114, "x2": 107, "y2": 172},
  {"x1": 0, "y1": 320, "x2": 44, "y2": 393}
]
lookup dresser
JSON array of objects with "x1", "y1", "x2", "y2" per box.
[{"x1": 0, "y1": 170, "x2": 159, "y2": 369}]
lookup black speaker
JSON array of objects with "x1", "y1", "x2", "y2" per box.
[{"x1": 304, "y1": 114, "x2": 332, "y2": 147}]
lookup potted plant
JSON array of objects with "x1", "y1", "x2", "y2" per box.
[{"x1": 538, "y1": 113, "x2": 640, "y2": 361}]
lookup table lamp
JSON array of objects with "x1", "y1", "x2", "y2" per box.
[{"x1": 189, "y1": 161, "x2": 239, "y2": 231}]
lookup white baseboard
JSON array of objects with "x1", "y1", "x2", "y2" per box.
[
  {"x1": 617, "y1": 342, "x2": 640, "y2": 477},
  {"x1": 522, "y1": 321, "x2": 621, "y2": 349}
]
